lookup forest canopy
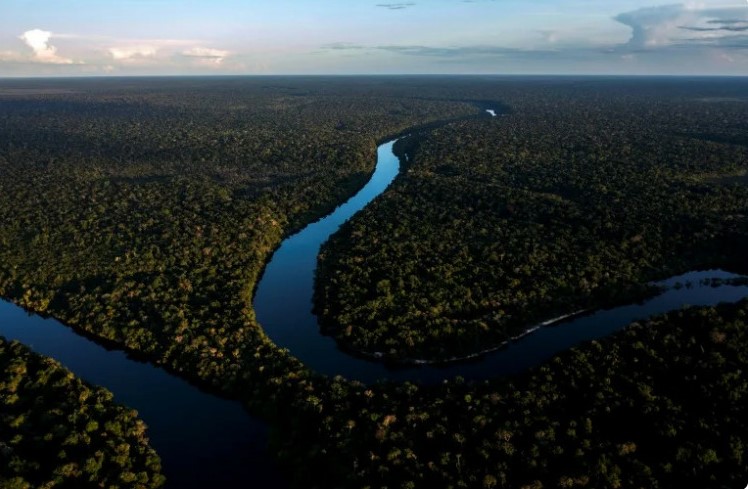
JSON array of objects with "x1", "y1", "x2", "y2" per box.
[
  {"x1": 0, "y1": 336, "x2": 164, "y2": 489},
  {"x1": 317, "y1": 80, "x2": 748, "y2": 360},
  {"x1": 1, "y1": 77, "x2": 747, "y2": 488}
]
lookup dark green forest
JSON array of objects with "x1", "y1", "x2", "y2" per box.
[
  {"x1": 0, "y1": 337, "x2": 164, "y2": 488},
  {"x1": 1, "y1": 77, "x2": 747, "y2": 488},
  {"x1": 317, "y1": 299, "x2": 748, "y2": 489},
  {"x1": 317, "y1": 82, "x2": 748, "y2": 360}
]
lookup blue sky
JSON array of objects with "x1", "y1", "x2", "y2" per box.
[{"x1": 0, "y1": 1, "x2": 746, "y2": 76}]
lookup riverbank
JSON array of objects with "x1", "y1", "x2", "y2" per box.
[
  {"x1": 0, "y1": 299, "x2": 284, "y2": 489},
  {"x1": 3, "y1": 78, "x2": 748, "y2": 488}
]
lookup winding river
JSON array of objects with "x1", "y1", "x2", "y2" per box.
[
  {"x1": 253, "y1": 119, "x2": 748, "y2": 384},
  {"x1": 2, "y1": 108, "x2": 748, "y2": 486}
]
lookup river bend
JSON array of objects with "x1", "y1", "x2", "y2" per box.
[{"x1": 2, "y1": 108, "x2": 747, "y2": 487}]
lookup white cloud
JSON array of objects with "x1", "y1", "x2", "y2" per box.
[
  {"x1": 614, "y1": 4, "x2": 748, "y2": 50},
  {"x1": 182, "y1": 47, "x2": 229, "y2": 64},
  {"x1": 108, "y1": 45, "x2": 158, "y2": 61},
  {"x1": 0, "y1": 50, "x2": 25, "y2": 62},
  {"x1": 615, "y1": 5, "x2": 689, "y2": 48},
  {"x1": 19, "y1": 29, "x2": 73, "y2": 64}
]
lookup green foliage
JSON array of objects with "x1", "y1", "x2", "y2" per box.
[
  {"x1": 317, "y1": 82, "x2": 748, "y2": 360},
  {"x1": 0, "y1": 78, "x2": 476, "y2": 387},
  {"x1": 331, "y1": 300, "x2": 748, "y2": 488},
  {"x1": 1, "y1": 77, "x2": 748, "y2": 489},
  {"x1": 0, "y1": 337, "x2": 164, "y2": 488},
  {"x1": 0, "y1": 77, "x2": 479, "y2": 487}
]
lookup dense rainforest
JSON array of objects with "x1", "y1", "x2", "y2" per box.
[
  {"x1": 0, "y1": 336, "x2": 164, "y2": 488},
  {"x1": 317, "y1": 82, "x2": 748, "y2": 361},
  {"x1": 315, "y1": 298, "x2": 748, "y2": 489},
  {"x1": 1, "y1": 77, "x2": 747, "y2": 488}
]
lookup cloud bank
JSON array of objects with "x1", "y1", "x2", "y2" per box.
[
  {"x1": 182, "y1": 47, "x2": 229, "y2": 64},
  {"x1": 321, "y1": 4, "x2": 748, "y2": 71},
  {"x1": 3, "y1": 3, "x2": 748, "y2": 76},
  {"x1": 614, "y1": 4, "x2": 748, "y2": 51},
  {"x1": 375, "y1": 3, "x2": 415, "y2": 10},
  {"x1": 19, "y1": 29, "x2": 74, "y2": 64},
  {"x1": 109, "y1": 46, "x2": 158, "y2": 61}
]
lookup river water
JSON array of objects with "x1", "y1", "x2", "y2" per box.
[
  {"x1": 253, "y1": 135, "x2": 748, "y2": 384},
  {"x1": 2, "y1": 109, "x2": 747, "y2": 486},
  {"x1": 0, "y1": 301, "x2": 285, "y2": 489}
]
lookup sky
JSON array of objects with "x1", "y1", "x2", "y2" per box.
[{"x1": 0, "y1": 1, "x2": 747, "y2": 76}]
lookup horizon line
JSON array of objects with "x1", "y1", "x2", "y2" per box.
[{"x1": 2, "y1": 73, "x2": 748, "y2": 80}]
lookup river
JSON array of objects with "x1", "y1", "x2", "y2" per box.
[
  {"x1": 252, "y1": 127, "x2": 748, "y2": 384},
  {"x1": 2, "y1": 107, "x2": 747, "y2": 486},
  {"x1": 0, "y1": 299, "x2": 285, "y2": 489}
]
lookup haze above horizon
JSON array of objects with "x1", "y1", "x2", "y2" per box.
[{"x1": 1, "y1": 1, "x2": 746, "y2": 77}]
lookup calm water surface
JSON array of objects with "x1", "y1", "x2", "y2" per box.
[
  {"x1": 0, "y1": 301, "x2": 285, "y2": 489},
  {"x1": 254, "y1": 136, "x2": 748, "y2": 384},
  {"x1": 2, "y1": 111, "x2": 747, "y2": 487}
]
